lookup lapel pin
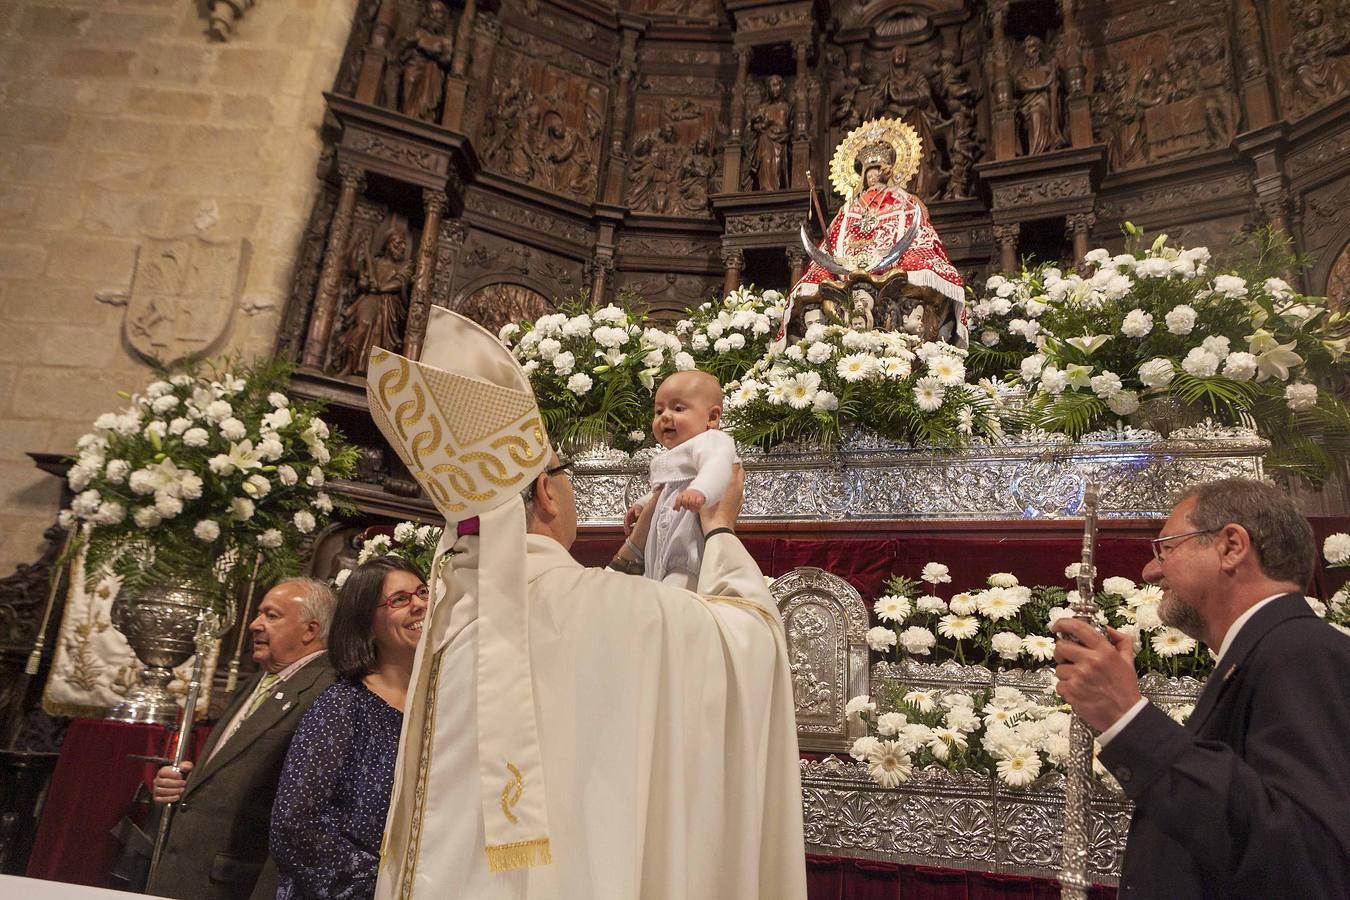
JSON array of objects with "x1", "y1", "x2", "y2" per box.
[
  {"x1": 282, "y1": 701, "x2": 293, "y2": 712},
  {"x1": 1222, "y1": 664, "x2": 1237, "y2": 682},
  {"x1": 274, "y1": 691, "x2": 285, "y2": 700}
]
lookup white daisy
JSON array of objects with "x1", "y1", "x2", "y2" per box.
[
  {"x1": 913, "y1": 376, "x2": 944, "y2": 411},
  {"x1": 996, "y1": 747, "x2": 1043, "y2": 787},
  {"x1": 865, "y1": 740, "x2": 913, "y2": 788},
  {"x1": 937, "y1": 614, "x2": 979, "y2": 639}
]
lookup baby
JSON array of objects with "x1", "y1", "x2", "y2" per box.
[{"x1": 622, "y1": 369, "x2": 738, "y2": 590}]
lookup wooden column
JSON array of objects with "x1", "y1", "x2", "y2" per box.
[
  {"x1": 723, "y1": 48, "x2": 750, "y2": 192},
  {"x1": 722, "y1": 247, "x2": 744, "y2": 296},
  {"x1": 439, "y1": 0, "x2": 476, "y2": 131},
  {"x1": 1067, "y1": 212, "x2": 1095, "y2": 266},
  {"x1": 354, "y1": 0, "x2": 399, "y2": 104},
  {"x1": 791, "y1": 40, "x2": 811, "y2": 189},
  {"x1": 590, "y1": 253, "x2": 615, "y2": 306},
  {"x1": 990, "y1": 2, "x2": 1018, "y2": 161},
  {"x1": 1060, "y1": 0, "x2": 1093, "y2": 147},
  {"x1": 402, "y1": 189, "x2": 448, "y2": 361},
  {"x1": 302, "y1": 163, "x2": 364, "y2": 369},
  {"x1": 603, "y1": 27, "x2": 641, "y2": 204},
  {"x1": 786, "y1": 246, "x2": 807, "y2": 285},
  {"x1": 994, "y1": 222, "x2": 1020, "y2": 274}
]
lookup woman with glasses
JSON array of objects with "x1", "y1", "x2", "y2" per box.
[{"x1": 269, "y1": 556, "x2": 428, "y2": 900}]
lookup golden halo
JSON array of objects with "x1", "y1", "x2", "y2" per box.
[{"x1": 828, "y1": 118, "x2": 923, "y2": 199}]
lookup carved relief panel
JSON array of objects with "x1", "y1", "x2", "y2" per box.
[
  {"x1": 1089, "y1": 19, "x2": 1238, "y2": 171},
  {"x1": 771, "y1": 567, "x2": 871, "y2": 752},
  {"x1": 1277, "y1": 0, "x2": 1350, "y2": 118},
  {"x1": 479, "y1": 36, "x2": 608, "y2": 203},
  {"x1": 827, "y1": 33, "x2": 986, "y2": 203},
  {"x1": 627, "y1": 92, "x2": 724, "y2": 216},
  {"x1": 615, "y1": 271, "x2": 721, "y2": 321},
  {"x1": 454, "y1": 282, "x2": 555, "y2": 334}
]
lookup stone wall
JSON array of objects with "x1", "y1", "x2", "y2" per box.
[{"x1": 0, "y1": 0, "x2": 356, "y2": 576}]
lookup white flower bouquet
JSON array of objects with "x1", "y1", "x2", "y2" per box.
[
  {"x1": 500, "y1": 298, "x2": 682, "y2": 452},
  {"x1": 674, "y1": 285, "x2": 787, "y2": 384},
  {"x1": 872, "y1": 569, "x2": 1212, "y2": 679},
  {"x1": 333, "y1": 520, "x2": 445, "y2": 588},
  {"x1": 846, "y1": 684, "x2": 1125, "y2": 791},
  {"x1": 968, "y1": 227, "x2": 1350, "y2": 482},
  {"x1": 724, "y1": 324, "x2": 1008, "y2": 450},
  {"x1": 61, "y1": 359, "x2": 358, "y2": 603}
]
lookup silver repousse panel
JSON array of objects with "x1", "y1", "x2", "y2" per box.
[{"x1": 570, "y1": 425, "x2": 1267, "y2": 524}]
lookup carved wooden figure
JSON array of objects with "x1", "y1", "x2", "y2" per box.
[
  {"x1": 329, "y1": 217, "x2": 414, "y2": 377},
  {"x1": 399, "y1": 1, "x2": 455, "y2": 122}
]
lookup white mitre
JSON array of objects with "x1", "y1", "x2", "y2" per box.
[{"x1": 366, "y1": 307, "x2": 554, "y2": 874}]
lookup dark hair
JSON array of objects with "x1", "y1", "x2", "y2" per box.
[
  {"x1": 328, "y1": 555, "x2": 426, "y2": 680},
  {"x1": 1182, "y1": 478, "x2": 1316, "y2": 587}
]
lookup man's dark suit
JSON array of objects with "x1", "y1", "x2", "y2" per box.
[
  {"x1": 146, "y1": 656, "x2": 336, "y2": 900},
  {"x1": 1099, "y1": 593, "x2": 1350, "y2": 898}
]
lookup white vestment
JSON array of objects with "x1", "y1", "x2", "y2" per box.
[
  {"x1": 376, "y1": 530, "x2": 806, "y2": 900},
  {"x1": 644, "y1": 428, "x2": 739, "y2": 590}
]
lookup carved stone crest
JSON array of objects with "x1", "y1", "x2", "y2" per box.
[{"x1": 125, "y1": 236, "x2": 249, "y2": 366}]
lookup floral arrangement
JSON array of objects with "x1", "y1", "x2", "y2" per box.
[
  {"x1": 844, "y1": 683, "x2": 1134, "y2": 790},
  {"x1": 674, "y1": 285, "x2": 786, "y2": 384},
  {"x1": 724, "y1": 325, "x2": 1008, "y2": 450},
  {"x1": 500, "y1": 297, "x2": 686, "y2": 453},
  {"x1": 968, "y1": 227, "x2": 1350, "y2": 482},
  {"x1": 867, "y1": 567, "x2": 1212, "y2": 678},
  {"x1": 60, "y1": 359, "x2": 358, "y2": 602},
  {"x1": 333, "y1": 520, "x2": 444, "y2": 588},
  {"x1": 848, "y1": 560, "x2": 1349, "y2": 790}
]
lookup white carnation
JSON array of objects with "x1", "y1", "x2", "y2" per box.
[
  {"x1": 257, "y1": 528, "x2": 284, "y2": 549},
  {"x1": 219, "y1": 417, "x2": 247, "y2": 441},
  {"x1": 293, "y1": 510, "x2": 316, "y2": 534},
  {"x1": 567, "y1": 373, "x2": 594, "y2": 395},
  {"x1": 1285, "y1": 382, "x2": 1317, "y2": 411},
  {"x1": 897, "y1": 626, "x2": 936, "y2": 655},
  {"x1": 1164, "y1": 305, "x2": 1197, "y2": 335},
  {"x1": 674, "y1": 352, "x2": 696, "y2": 371},
  {"x1": 1120, "y1": 309, "x2": 1153, "y2": 337},
  {"x1": 194, "y1": 519, "x2": 221, "y2": 541},
  {"x1": 133, "y1": 506, "x2": 163, "y2": 528},
  {"x1": 1181, "y1": 347, "x2": 1220, "y2": 377},
  {"x1": 1212, "y1": 274, "x2": 1248, "y2": 298},
  {"x1": 1323, "y1": 533, "x2": 1350, "y2": 565},
  {"x1": 182, "y1": 427, "x2": 210, "y2": 448},
  {"x1": 1090, "y1": 371, "x2": 1123, "y2": 399},
  {"x1": 1138, "y1": 358, "x2": 1176, "y2": 389},
  {"x1": 866, "y1": 626, "x2": 898, "y2": 652},
  {"x1": 991, "y1": 631, "x2": 1023, "y2": 660},
  {"x1": 230, "y1": 497, "x2": 255, "y2": 521},
  {"x1": 277, "y1": 465, "x2": 298, "y2": 486}
]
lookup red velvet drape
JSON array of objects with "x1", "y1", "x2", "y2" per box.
[
  {"x1": 28, "y1": 719, "x2": 208, "y2": 887},
  {"x1": 806, "y1": 856, "x2": 1118, "y2": 899}
]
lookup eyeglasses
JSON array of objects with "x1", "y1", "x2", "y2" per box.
[
  {"x1": 525, "y1": 460, "x2": 573, "y2": 502},
  {"x1": 1150, "y1": 529, "x2": 1216, "y2": 563},
  {"x1": 378, "y1": 584, "x2": 429, "y2": 609}
]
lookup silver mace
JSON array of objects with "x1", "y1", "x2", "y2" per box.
[
  {"x1": 1059, "y1": 481, "x2": 1102, "y2": 899},
  {"x1": 148, "y1": 599, "x2": 236, "y2": 881}
]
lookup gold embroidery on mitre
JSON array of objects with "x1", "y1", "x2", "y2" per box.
[
  {"x1": 491, "y1": 419, "x2": 548, "y2": 468},
  {"x1": 500, "y1": 762, "x2": 524, "y2": 825},
  {"x1": 419, "y1": 364, "x2": 536, "y2": 448},
  {"x1": 369, "y1": 395, "x2": 416, "y2": 472},
  {"x1": 431, "y1": 462, "x2": 496, "y2": 503},
  {"x1": 394, "y1": 383, "x2": 427, "y2": 442},
  {"x1": 415, "y1": 469, "x2": 467, "y2": 513},
  {"x1": 376, "y1": 355, "x2": 410, "y2": 408},
  {"x1": 410, "y1": 406, "x2": 442, "y2": 461},
  {"x1": 457, "y1": 451, "x2": 524, "y2": 487}
]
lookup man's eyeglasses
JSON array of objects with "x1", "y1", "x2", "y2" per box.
[
  {"x1": 378, "y1": 584, "x2": 429, "y2": 609},
  {"x1": 1150, "y1": 529, "x2": 1216, "y2": 563},
  {"x1": 526, "y1": 460, "x2": 573, "y2": 502}
]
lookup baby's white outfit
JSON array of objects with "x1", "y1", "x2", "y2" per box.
[{"x1": 643, "y1": 428, "x2": 739, "y2": 590}]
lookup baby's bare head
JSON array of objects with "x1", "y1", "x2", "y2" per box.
[{"x1": 652, "y1": 369, "x2": 725, "y2": 449}]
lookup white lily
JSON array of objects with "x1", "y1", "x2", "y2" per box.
[{"x1": 1064, "y1": 334, "x2": 1111, "y2": 355}]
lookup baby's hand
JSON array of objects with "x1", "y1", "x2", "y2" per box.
[
  {"x1": 623, "y1": 502, "x2": 644, "y2": 536},
  {"x1": 673, "y1": 489, "x2": 706, "y2": 512}
]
